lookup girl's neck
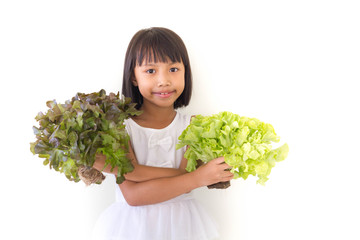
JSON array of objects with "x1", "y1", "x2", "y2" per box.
[{"x1": 132, "y1": 103, "x2": 177, "y2": 129}]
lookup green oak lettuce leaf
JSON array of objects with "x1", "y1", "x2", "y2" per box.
[
  {"x1": 30, "y1": 89, "x2": 142, "y2": 184},
  {"x1": 176, "y1": 111, "x2": 289, "y2": 185}
]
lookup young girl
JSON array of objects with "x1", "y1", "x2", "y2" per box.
[{"x1": 91, "y1": 27, "x2": 233, "y2": 240}]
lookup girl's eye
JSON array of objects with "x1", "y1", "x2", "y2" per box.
[
  {"x1": 170, "y1": 68, "x2": 178, "y2": 72},
  {"x1": 146, "y1": 69, "x2": 155, "y2": 74}
]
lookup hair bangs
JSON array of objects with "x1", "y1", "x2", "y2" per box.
[{"x1": 136, "y1": 37, "x2": 183, "y2": 66}]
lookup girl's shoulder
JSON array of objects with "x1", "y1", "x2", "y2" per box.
[{"x1": 175, "y1": 111, "x2": 194, "y2": 125}]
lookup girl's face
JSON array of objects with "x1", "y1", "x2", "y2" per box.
[{"x1": 133, "y1": 58, "x2": 185, "y2": 110}]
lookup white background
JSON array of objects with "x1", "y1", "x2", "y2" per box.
[{"x1": 1, "y1": 0, "x2": 359, "y2": 239}]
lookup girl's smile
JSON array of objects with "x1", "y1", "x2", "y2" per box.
[{"x1": 152, "y1": 90, "x2": 176, "y2": 98}]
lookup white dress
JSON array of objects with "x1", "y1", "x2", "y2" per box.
[{"x1": 91, "y1": 112, "x2": 219, "y2": 240}]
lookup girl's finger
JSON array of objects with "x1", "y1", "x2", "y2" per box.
[
  {"x1": 221, "y1": 163, "x2": 232, "y2": 170},
  {"x1": 221, "y1": 171, "x2": 233, "y2": 178},
  {"x1": 222, "y1": 174, "x2": 234, "y2": 181},
  {"x1": 213, "y1": 157, "x2": 225, "y2": 164}
]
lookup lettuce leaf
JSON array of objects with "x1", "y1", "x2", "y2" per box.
[
  {"x1": 177, "y1": 111, "x2": 288, "y2": 185},
  {"x1": 30, "y1": 89, "x2": 142, "y2": 184}
]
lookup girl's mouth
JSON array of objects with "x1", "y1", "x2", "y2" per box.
[{"x1": 153, "y1": 91, "x2": 175, "y2": 98}]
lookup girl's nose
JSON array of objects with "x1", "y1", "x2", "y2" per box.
[{"x1": 157, "y1": 72, "x2": 171, "y2": 87}]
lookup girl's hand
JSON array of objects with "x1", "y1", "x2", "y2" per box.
[
  {"x1": 193, "y1": 157, "x2": 234, "y2": 187},
  {"x1": 93, "y1": 153, "x2": 110, "y2": 172}
]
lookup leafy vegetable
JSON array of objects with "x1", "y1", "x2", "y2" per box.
[
  {"x1": 177, "y1": 111, "x2": 288, "y2": 185},
  {"x1": 30, "y1": 89, "x2": 142, "y2": 184}
]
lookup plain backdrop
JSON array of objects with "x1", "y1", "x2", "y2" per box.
[{"x1": 1, "y1": 0, "x2": 359, "y2": 239}]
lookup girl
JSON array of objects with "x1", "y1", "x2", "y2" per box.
[{"x1": 92, "y1": 27, "x2": 233, "y2": 240}]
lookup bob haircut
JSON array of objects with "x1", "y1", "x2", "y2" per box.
[{"x1": 122, "y1": 27, "x2": 192, "y2": 109}]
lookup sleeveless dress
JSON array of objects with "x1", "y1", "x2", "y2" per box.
[{"x1": 91, "y1": 112, "x2": 219, "y2": 240}]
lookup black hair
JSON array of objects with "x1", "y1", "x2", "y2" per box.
[{"x1": 122, "y1": 27, "x2": 192, "y2": 109}]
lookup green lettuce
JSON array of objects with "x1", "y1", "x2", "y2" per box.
[
  {"x1": 176, "y1": 111, "x2": 288, "y2": 185},
  {"x1": 30, "y1": 89, "x2": 142, "y2": 184}
]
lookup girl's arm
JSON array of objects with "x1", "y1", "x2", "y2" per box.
[
  {"x1": 119, "y1": 157, "x2": 234, "y2": 206},
  {"x1": 93, "y1": 141, "x2": 186, "y2": 182}
]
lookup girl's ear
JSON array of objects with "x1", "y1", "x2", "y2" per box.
[
  {"x1": 132, "y1": 79, "x2": 138, "y2": 86},
  {"x1": 131, "y1": 76, "x2": 138, "y2": 86}
]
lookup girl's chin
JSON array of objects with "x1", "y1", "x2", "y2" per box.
[{"x1": 143, "y1": 99, "x2": 177, "y2": 109}]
